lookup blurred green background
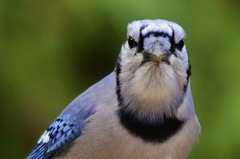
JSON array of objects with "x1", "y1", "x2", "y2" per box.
[{"x1": 0, "y1": 0, "x2": 240, "y2": 158}]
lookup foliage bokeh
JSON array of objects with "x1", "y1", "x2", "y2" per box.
[{"x1": 0, "y1": 0, "x2": 239, "y2": 158}]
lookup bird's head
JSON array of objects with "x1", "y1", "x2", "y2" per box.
[{"x1": 116, "y1": 19, "x2": 191, "y2": 118}]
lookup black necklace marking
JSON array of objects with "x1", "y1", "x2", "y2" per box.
[
  {"x1": 183, "y1": 62, "x2": 191, "y2": 92},
  {"x1": 115, "y1": 60, "x2": 185, "y2": 143},
  {"x1": 118, "y1": 107, "x2": 185, "y2": 143},
  {"x1": 115, "y1": 58, "x2": 123, "y2": 105}
]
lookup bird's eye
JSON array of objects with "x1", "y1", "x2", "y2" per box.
[
  {"x1": 175, "y1": 39, "x2": 185, "y2": 51},
  {"x1": 128, "y1": 36, "x2": 138, "y2": 49}
]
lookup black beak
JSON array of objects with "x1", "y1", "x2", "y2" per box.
[{"x1": 142, "y1": 52, "x2": 170, "y2": 65}]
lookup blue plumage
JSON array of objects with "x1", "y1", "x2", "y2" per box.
[
  {"x1": 27, "y1": 117, "x2": 93, "y2": 159},
  {"x1": 27, "y1": 73, "x2": 114, "y2": 159},
  {"x1": 27, "y1": 97, "x2": 97, "y2": 159}
]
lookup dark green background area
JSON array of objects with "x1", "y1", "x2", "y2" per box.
[{"x1": 0, "y1": 0, "x2": 239, "y2": 158}]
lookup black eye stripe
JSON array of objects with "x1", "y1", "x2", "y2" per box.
[
  {"x1": 143, "y1": 31, "x2": 170, "y2": 39},
  {"x1": 170, "y1": 28, "x2": 185, "y2": 51},
  {"x1": 139, "y1": 30, "x2": 185, "y2": 53},
  {"x1": 137, "y1": 25, "x2": 148, "y2": 52},
  {"x1": 138, "y1": 31, "x2": 174, "y2": 53}
]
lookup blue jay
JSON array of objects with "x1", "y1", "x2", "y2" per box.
[{"x1": 27, "y1": 19, "x2": 200, "y2": 159}]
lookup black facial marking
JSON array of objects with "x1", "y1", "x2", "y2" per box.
[
  {"x1": 144, "y1": 31, "x2": 170, "y2": 39},
  {"x1": 117, "y1": 106, "x2": 185, "y2": 143},
  {"x1": 137, "y1": 30, "x2": 144, "y2": 52},
  {"x1": 183, "y1": 62, "x2": 191, "y2": 92},
  {"x1": 169, "y1": 27, "x2": 185, "y2": 52},
  {"x1": 138, "y1": 28, "x2": 181, "y2": 57},
  {"x1": 140, "y1": 31, "x2": 172, "y2": 53}
]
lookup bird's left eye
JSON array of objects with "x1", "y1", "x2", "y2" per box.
[
  {"x1": 176, "y1": 39, "x2": 185, "y2": 51},
  {"x1": 128, "y1": 36, "x2": 138, "y2": 49}
]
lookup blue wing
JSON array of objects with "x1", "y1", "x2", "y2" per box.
[
  {"x1": 27, "y1": 101, "x2": 96, "y2": 159},
  {"x1": 27, "y1": 73, "x2": 115, "y2": 159}
]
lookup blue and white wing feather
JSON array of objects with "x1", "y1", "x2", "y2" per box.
[
  {"x1": 27, "y1": 98, "x2": 96, "y2": 159},
  {"x1": 27, "y1": 73, "x2": 115, "y2": 159}
]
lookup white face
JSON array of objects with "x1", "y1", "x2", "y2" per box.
[
  {"x1": 117, "y1": 19, "x2": 190, "y2": 118},
  {"x1": 122, "y1": 19, "x2": 189, "y2": 70}
]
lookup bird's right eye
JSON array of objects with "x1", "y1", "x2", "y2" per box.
[{"x1": 128, "y1": 36, "x2": 138, "y2": 48}]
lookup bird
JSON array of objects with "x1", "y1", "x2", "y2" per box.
[{"x1": 27, "y1": 19, "x2": 200, "y2": 159}]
